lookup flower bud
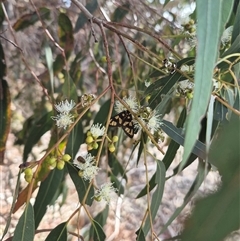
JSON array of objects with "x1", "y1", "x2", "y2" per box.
[
  {"x1": 49, "y1": 161, "x2": 57, "y2": 170},
  {"x1": 92, "y1": 142, "x2": 99, "y2": 149},
  {"x1": 48, "y1": 157, "x2": 57, "y2": 165},
  {"x1": 86, "y1": 135, "x2": 94, "y2": 144},
  {"x1": 112, "y1": 136, "x2": 119, "y2": 143},
  {"x1": 24, "y1": 173, "x2": 33, "y2": 183},
  {"x1": 57, "y1": 160, "x2": 65, "y2": 170},
  {"x1": 108, "y1": 143, "x2": 115, "y2": 153},
  {"x1": 24, "y1": 167, "x2": 33, "y2": 176},
  {"x1": 62, "y1": 154, "x2": 71, "y2": 162}
]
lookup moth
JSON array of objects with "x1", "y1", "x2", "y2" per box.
[{"x1": 109, "y1": 110, "x2": 137, "y2": 138}]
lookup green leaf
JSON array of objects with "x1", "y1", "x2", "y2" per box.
[
  {"x1": 147, "y1": 73, "x2": 185, "y2": 110},
  {"x1": 94, "y1": 99, "x2": 110, "y2": 125},
  {"x1": 69, "y1": 51, "x2": 82, "y2": 85},
  {"x1": 162, "y1": 107, "x2": 187, "y2": 170},
  {"x1": 213, "y1": 99, "x2": 228, "y2": 121},
  {"x1": 161, "y1": 120, "x2": 206, "y2": 160},
  {"x1": 110, "y1": 174, "x2": 124, "y2": 195},
  {"x1": 160, "y1": 162, "x2": 209, "y2": 235},
  {"x1": 232, "y1": 2, "x2": 240, "y2": 42},
  {"x1": 136, "y1": 133, "x2": 148, "y2": 165},
  {"x1": 66, "y1": 162, "x2": 94, "y2": 205},
  {"x1": 0, "y1": 41, "x2": 6, "y2": 78},
  {"x1": 34, "y1": 168, "x2": 64, "y2": 228},
  {"x1": 182, "y1": 0, "x2": 234, "y2": 170},
  {"x1": 45, "y1": 222, "x2": 67, "y2": 241},
  {"x1": 0, "y1": 79, "x2": 11, "y2": 163},
  {"x1": 13, "y1": 7, "x2": 50, "y2": 31},
  {"x1": 44, "y1": 44, "x2": 54, "y2": 92},
  {"x1": 224, "y1": 86, "x2": 235, "y2": 118},
  {"x1": 23, "y1": 112, "x2": 53, "y2": 162},
  {"x1": 65, "y1": 120, "x2": 83, "y2": 160},
  {"x1": 136, "y1": 228, "x2": 146, "y2": 241},
  {"x1": 62, "y1": 71, "x2": 78, "y2": 102},
  {"x1": 58, "y1": 13, "x2": 74, "y2": 58},
  {"x1": 141, "y1": 160, "x2": 166, "y2": 236},
  {"x1": 0, "y1": 42, "x2": 9, "y2": 162},
  {"x1": 13, "y1": 203, "x2": 35, "y2": 241},
  {"x1": 108, "y1": 154, "x2": 127, "y2": 180},
  {"x1": 89, "y1": 207, "x2": 108, "y2": 240},
  {"x1": 181, "y1": 117, "x2": 240, "y2": 241},
  {"x1": 0, "y1": 5, "x2": 5, "y2": 27}
]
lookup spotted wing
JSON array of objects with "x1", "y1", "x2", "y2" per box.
[{"x1": 109, "y1": 110, "x2": 135, "y2": 138}]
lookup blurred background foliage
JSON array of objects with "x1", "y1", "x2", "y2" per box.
[{"x1": 0, "y1": 0, "x2": 239, "y2": 240}]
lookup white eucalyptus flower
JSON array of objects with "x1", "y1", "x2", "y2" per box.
[
  {"x1": 90, "y1": 123, "x2": 105, "y2": 138},
  {"x1": 94, "y1": 182, "x2": 117, "y2": 205}
]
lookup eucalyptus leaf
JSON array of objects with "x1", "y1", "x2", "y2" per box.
[
  {"x1": 13, "y1": 203, "x2": 35, "y2": 241},
  {"x1": 182, "y1": 0, "x2": 234, "y2": 170},
  {"x1": 45, "y1": 222, "x2": 67, "y2": 241}
]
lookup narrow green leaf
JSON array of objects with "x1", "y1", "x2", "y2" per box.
[
  {"x1": 66, "y1": 162, "x2": 94, "y2": 205},
  {"x1": 136, "y1": 133, "x2": 148, "y2": 165},
  {"x1": 65, "y1": 120, "x2": 83, "y2": 160},
  {"x1": 89, "y1": 207, "x2": 108, "y2": 240},
  {"x1": 58, "y1": 13, "x2": 74, "y2": 58},
  {"x1": 94, "y1": 99, "x2": 111, "y2": 125},
  {"x1": 206, "y1": 96, "x2": 215, "y2": 154},
  {"x1": 213, "y1": 99, "x2": 228, "y2": 121},
  {"x1": 110, "y1": 174, "x2": 124, "y2": 195},
  {"x1": 161, "y1": 120, "x2": 206, "y2": 160},
  {"x1": 0, "y1": 79, "x2": 11, "y2": 163},
  {"x1": 136, "y1": 228, "x2": 146, "y2": 241},
  {"x1": 162, "y1": 107, "x2": 187, "y2": 170},
  {"x1": 0, "y1": 41, "x2": 6, "y2": 78},
  {"x1": 89, "y1": 220, "x2": 106, "y2": 241},
  {"x1": 62, "y1": 71, "x2": 78, "y2": 102},
  {"x1": 23, "y1": 112, "x2": 53, "y2": 162},
  {"x1": 1, "y1": 172, "x2": 22, "y2": 241},
  {"x1": 181, "y1": 117, "x2": 240, "y2": 241},
  {"x1": 13, "y1": 8, "x2": 50, "y2": 31},
  {"x1": 0, "y1": 5, "x2": 5, "y2": 27},
  {"x1": 224, "y1": 86, "x2": 235, "y2": 118},
  {"x1": 45, "y1": 44, "x2": 54, "y2": 93},
  {"x1": 108, "y1": 153, "x2": 127, "y2": 180},
  {"x1": 13, "y1": 203, "x2": 35, "y2": 241},
  {"x1": 232, "y1": 2, "x2": 240, "y2": 42},
  {"x1": 182, "y1": 0, "x2": 234, "y2": 170},
  {"x1": 142, "y1": 160, "x2": 166, "y2": 235},
  {"x1": 0, "y1": 40, "x2": 9, "y2": 163},
  {"x1": 34, "y1": 168, "x2": 64, "y2": 228},
  {"x1": 160, "y1": 162, "x2": 209, "y2": 235},
  {"x1": 45, "y1": 222, "x2": 67, "y2": 241}
]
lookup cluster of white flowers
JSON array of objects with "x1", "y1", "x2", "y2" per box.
[
  {"x1": 114, "y1": 96, "x2": 139, "y2": 113},
  {"x1": 94, "y1": 182, "x2": 117, "y2": 205},
  {"x1": 74, "y1": 153, "x2": 100, "y2": 181},
  {"x1": 51, "y1": 99, "x2": 76, "y2": 129},
  {"x1": 90, "y1": 123, "x2": 105, "y2": 139}
]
